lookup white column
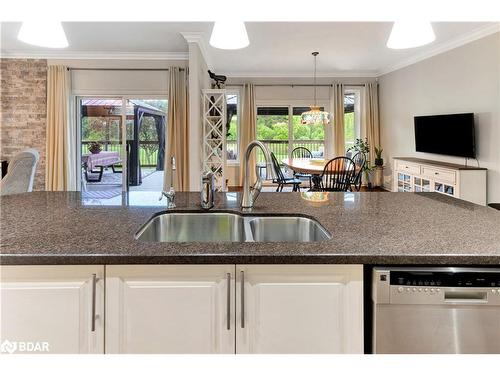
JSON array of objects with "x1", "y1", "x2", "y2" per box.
[{"x1": 182, "y1": 33, "x2": 212, "y2": 191}]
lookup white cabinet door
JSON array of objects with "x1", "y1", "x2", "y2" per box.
[
  {"x1": 105, "y1": 265, "x2": 235, "y2": 354},
  {"x1": 236, "y1": 265, "x2": 363, "y2": 354},
  {"x1": 0, "y1": 265, "x2": 104, "y2": 354}
]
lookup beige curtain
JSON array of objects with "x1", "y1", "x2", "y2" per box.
[
  {"x1": 164, "y1": 67, "x2": 189, "y2": 191},
  {"x1": 330, "y1": 83, "x2": 345, "y2": 157},
  {"x1": 238, "y1": 83, "x2": 257, "y2": 186},
  {"x1": 362, "y1": 82, "x2": 380, "y2": 164},
  {"x1": 46, "y1": 65, "x2": 74, "y2": 191}
]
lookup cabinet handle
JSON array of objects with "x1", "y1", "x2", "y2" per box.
[
  {"x1": 240, "y1": 270, "x2": 245, "y2": 329},
  {"x1": 91, "y1": 273, "x2": 99, "y2": 332},
  {"x1": 226, "y1": 273, "x2": 231, "y2": 331}
]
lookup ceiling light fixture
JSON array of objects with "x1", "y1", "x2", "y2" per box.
[
  {"x1": 301, "y1": 52, "x2": 330, "y2": 126},
  {"x1": 209, "y1": 21, "x2": 249, "y2": 50},
  {"x1": 386, "y1": 21, "x2": 435, "y2": 49},
  {"x1": 17, "y1": 21, "x2": 68, "y2": 48}
]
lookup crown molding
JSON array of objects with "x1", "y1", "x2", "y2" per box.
[
  {"x1": 180, "y1": 31, "x2": 212, "y2": 69},
  {"x1": 225, "y1": 70, "x2": 378, "y2": 78},
  {"x1": 0, "y1": 50, "x2": 188, "y2": 60},
  {"x1": 378, "y1": 23, "x2": 500, "y2": 76},
  {"x1": 2, "y1": 23, "x2": 497, "y2": 79},
  {"x1": 180, "y1": 31, "x2": 205, "y2": 44}
]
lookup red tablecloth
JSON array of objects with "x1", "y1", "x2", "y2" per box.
[{"x1": 82, "y1": 151, "x2": 121, "y2": 171}]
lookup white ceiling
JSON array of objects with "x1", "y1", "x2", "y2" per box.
[{"x1": 1, "y1": 22, "x2": 498, "y2": 76}]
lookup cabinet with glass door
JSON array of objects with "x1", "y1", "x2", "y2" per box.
[
  {"x1": 434, "y1": 181, "x2": 455, "y2": 197},
  {"x1": 397, "y1": 172, "x2": 412, "y2": 192},
  {"x1": 413, "y1": 177, "x2": 431, "y2": 192}
]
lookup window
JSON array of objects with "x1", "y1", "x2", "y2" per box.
[
  {"x1": 126, "y1": 99, "x2": 167, "y2": 171},
  {"x1": 80, "y1": 98, "x2": 123, "y2": 156},
  {"x1": 344, "y1": 89, "x2": 361, "y2": 154},
  {"x1": 226, "y1": 92, "x2": 239, "y2": 162},
  {"x1": 256, "y1": 106, "x2": 326, "y2": 162},
  {"x1": 292, "y1": 107, "x2": 325, "y2": 158},
  {"x1": 256, "y1": 107, "x2": 290, "y2": 162}
]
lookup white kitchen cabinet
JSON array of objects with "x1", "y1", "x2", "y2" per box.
[
  {"x1": 105, "y1": 265, "x2": 235, "y2": 354},
  {"x1": 235, "y1": 265, "x2": 363, "y2": 354},
  {"x1": 0, "y1": 265, "x2": 104, "y2": 354}
]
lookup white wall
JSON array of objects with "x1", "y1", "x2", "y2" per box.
[
  {"x1": 49, "y1": 59, "x2": 187, "y2": 96},
  {"x1": 379, "y1": 32, "x2": 500, "y2": 204}
]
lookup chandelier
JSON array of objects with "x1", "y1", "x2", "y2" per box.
[{"x1": 301, "y1": 52, "x2": 330, "y2": 125}]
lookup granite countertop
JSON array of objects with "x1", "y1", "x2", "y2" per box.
[{"x1": 1, "y1": 191, "x2": 499, "y2": 265}]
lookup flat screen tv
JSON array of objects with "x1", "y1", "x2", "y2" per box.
[{"x1": 414, "y1": 113, "x2": 475, "y2": 158}]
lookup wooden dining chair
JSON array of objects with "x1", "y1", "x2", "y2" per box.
[
  {"x1": 320, "y1": 156, "x2": 356, "y2": 192},
  {"x1": 291, "y1": 146, "x2": 313, "y2": 189},
  {"x1": 350, "y1": 152, "x2": 366, "y2": 191},
  {"x1": 271, "y1": 152, "x2": 302, "y2": 192},
  {"x1": 291, "y1": 146, "x2": 313, "y2": 159}
]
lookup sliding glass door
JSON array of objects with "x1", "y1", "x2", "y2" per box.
[
  {"x1": 79, "y1": 97, "x2": 125, "y2": 202},
  {"x1": 78, "y1": 97, "x2": 167, "y2": 203},
  {"x1": 125, "y1": 99, "x2": 167, "y2": 192}
]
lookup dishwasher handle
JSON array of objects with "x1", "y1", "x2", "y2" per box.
[{"x1": 444, "y1": 290, "x2": 488, "y2": 303}]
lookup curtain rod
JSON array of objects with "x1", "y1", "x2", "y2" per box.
[
  {"x1": 66, "y1": 68, "x2": 185, "y2": 72},
  {"x1": 64, "y1": 70, "x2": 362, "y2": 84},
  {"x1": 228, "y1": 83, "x2": 367, "y2": 87}
]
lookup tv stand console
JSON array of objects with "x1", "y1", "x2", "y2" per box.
[{"x1": 392, "y1": 157, "x2": 487, "y2": 205}]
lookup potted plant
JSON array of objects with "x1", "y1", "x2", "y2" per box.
[
  {"x1": 88, "y1": 142, "x2": 102, "y2": 154},
  {"x1": 374, "y1": 147, "x2": 384, "y2": 166},
  {"x1": 347, "y1": 138, "x2": 375, "y2": 189}
]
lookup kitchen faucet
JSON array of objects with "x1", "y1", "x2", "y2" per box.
[
  {"x1": 200, "y1": 171, "x2": 215, "y2": 209},
  {"x1": 241, "y1": 140, "x2": 277, "y2": 209},
  {"x1": 160, "y1": 156, "x2": 176, "y2": 208}
]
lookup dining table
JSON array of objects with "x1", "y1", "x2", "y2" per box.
[
  {"x1": 282, "y1": 157, "x2": 361, "y2": 191},
  {"x1": 281, "y1": 158, "x2": 328, "y2": 190}
]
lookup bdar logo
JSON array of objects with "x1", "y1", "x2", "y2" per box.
[{"x1": 0, "y1": 340, "x2": 17, "y2": 354}]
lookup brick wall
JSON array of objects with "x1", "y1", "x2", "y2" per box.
[{"x1": 0, "y1": 58, "x2": 47, "y2": 190}]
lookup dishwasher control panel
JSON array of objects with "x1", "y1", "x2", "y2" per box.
[
  {"x1": 373, "y1": 267, "x2": 500, "y2": 305},
  {"x1": 390, "y1": 270, "x2": 500, "y2": 288}
]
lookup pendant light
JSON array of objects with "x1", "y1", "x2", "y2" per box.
[
  {"x1": 387, "y1": 22, "x2": 435, "y2": 49},
  {"x1": 209, "y1": 21, "x2": 249, "y2": 50},
  {"x1": 301, "y1": 52, "x2": 330, "y2": 125},
  {"x1": 18, "y1": 21, "x2": 68, "y2": 48}
]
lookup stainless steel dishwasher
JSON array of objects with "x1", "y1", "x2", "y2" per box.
[{"x1": 372, "y1": 267, "x2": 500, "y2": 354}]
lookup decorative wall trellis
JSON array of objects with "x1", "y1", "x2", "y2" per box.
[{"x1": 202, "y1": 89, "x2": 227, "y2": 191}]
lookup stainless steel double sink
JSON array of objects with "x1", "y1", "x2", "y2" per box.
[{"x1": 135, "y1": 211, "x2": 331, "y2": 243}]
